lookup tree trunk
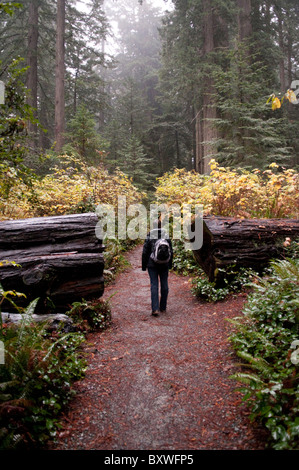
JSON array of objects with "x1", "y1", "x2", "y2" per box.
[
  {"x1": 286, "y1": 8, "x2": 293, "y2": 88},
  {"x1": 275, "y1": 6, "x2": 286, "y2": 94},
  {"x1": 238, "y1": 0, "x2": 252, "y2": 41},
  {"x1": 175, "y1": 129, "x2": 181, "y2": 167},
  {"x1": 55, "y1": 0, "x2": 66, "y2": 152},
  {"x1": 195, "y1": 108, "x2": 203, "y2": 173},
  {"x1": 191, "y1": 216, "x2": 299, "y2": 287},
  {"x1": 26, "y1": 0, "x2": 39, "y2": 147},
  {"x1": 201, "y1": 0, "x2": 217, "y2": 175},
  {"x1": 0, "y1": 213, "x2": 104, "y2": 313}
]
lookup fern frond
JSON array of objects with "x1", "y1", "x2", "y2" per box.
[
  {"x1": 236, "y1": 351, "x2": 273, "y2": 377},
  {"x1": 17, "y1": 298, "x2": 39, "y2": 347},
  {"x1": 229, "y1": 372, "x2": 265, "y2": 385},
  {"x1": 271, "y1": 258, "x2": 299, "y2": 282}
]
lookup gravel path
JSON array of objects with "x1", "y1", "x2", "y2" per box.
[{"x1": 52, "y1": 244, "x2": 268, "y2": 450}]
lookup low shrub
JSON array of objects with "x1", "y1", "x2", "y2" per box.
[
  {"x1": 66, "y1": 298, "x2": 112, "y2": 331},
  {"x1": 0, "y1": 298, "x2": 86, "y2": 448},
  {"x1": 171, "y1": 240, "x2": 202, "y2": 276},
  {"x1": 0, "y1": 286, "x2": 111, "y2": 449},
  {"x1": 228, "y1": 258, "x2": 299, "y2": 449},
  {"x1": 155, "y1": 161, "x2": 299, "y2": 219},
  {"x1": 103, "y1": 238, "x2": 136, "y2": 284},
  {"x1": 0, "y1": 155, "x2": 145, "y2": 220},
  {"x1": 191, "y1": 265, "x2": 256, "y2": 302}
]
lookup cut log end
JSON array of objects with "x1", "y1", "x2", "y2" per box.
[
  {"x1": 191, "y1": 216, "x2": 299, "y2": 287},
  {"x1": 0, "y1": 214, "x2": 105, "y2": 313}
]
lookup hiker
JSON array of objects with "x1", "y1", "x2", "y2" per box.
[{"x1": 142, "y1": 221, "x2": 173, "y2": 317}]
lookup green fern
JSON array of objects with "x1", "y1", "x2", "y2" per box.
[
  {"x1": 227, "y1": 317, "x2": 277, "y2": 349},
  {"x1": 229, "y1": 372, "x2": 265, "y2": 385},
  {"x1": 270, "y1": 258, "x2": 299, "y2": 281},
  {"x1": 17, "y1": 297, "x2": 39, "y2": 346},
  {"x1": 228, "y1": 257, "x2": 299, "y2": 449},
  {"x1": 236, "y1": 351, "x2": 274, "y2": 378}
]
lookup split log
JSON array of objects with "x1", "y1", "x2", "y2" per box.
[
  {"x1": 0, "y1": 213, "x2": 104, "y2": 313},
  {"x1": 0, "y1": 212, "x2": 102, "y2": 256},
  {"x1": 1, "y1": 312, "x2": 74, "y2": 332},
  {"x1": 191, "y1": 216, "x2": 299, "y2": 287}
]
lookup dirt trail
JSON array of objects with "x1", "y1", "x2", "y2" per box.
[{"x1": 53, "y1": 245, "x2": 267, "y2": 450}]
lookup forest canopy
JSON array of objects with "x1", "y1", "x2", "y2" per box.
[{"x1": 0, "y1": 0, "x2": 298, "y2": 211}]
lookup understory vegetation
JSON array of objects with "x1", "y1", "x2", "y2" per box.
[
  {"x1": 0, "y1": 154, "x2": 145, "y2": 220},
  {"x1": 229, "y1": 255, "x2": 299, "y2": 450},
  {"x1": 0, "y1": 288, "x2": 111, "y2": 449},
  {"x1": 158, "y1": 163, "x2": 299, "y2": 449},
  {"x1": 172, "y1": 237, "x2": 299, "y2": 450},
  {"x1": 156, "y1": 160, "x2": 299, "y2": 219},
  {"x1": 1, "y1": 158, "x2": 298, "y2": 450}
]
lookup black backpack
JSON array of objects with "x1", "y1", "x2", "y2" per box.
[{"x1": 150, "y1": 239, "x2": 171, "y2": 264}]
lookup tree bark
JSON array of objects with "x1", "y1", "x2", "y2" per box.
[
  {"x1": 175, "y1": 129, "x2": 181, "y2": 167},
  {"x1": 237, "y1": 0, "x2": 252, "y2": 41},
  {"x1": 191, "y1": 216, "x2": 299, "y2": 287},
  {"x1": 55, "y1": 0, "x2": 66, "y2": 152},
  {"x1": 275, "y1": 5, "x2": 286, "y2": 93},
  {"x1": 195, "y1": 108, "x2": 203, "y2": 173},
  {"x1": 26, "y1": 0, "x2": 39, "y2": 146},
  {"x1": 201, "y1": 0, "x2": 217, "y2": 175},
  {"x1": 0, "y1": 213, "x2": 104, "y2": 313},
  {"x1": 286, "y1": 8, "x2": 293, "y2": 88}
]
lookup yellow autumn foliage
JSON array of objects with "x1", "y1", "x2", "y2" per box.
[
  {"x1": 155, "y1": 160, "x2": 299, "y2": 219},
  {"x1": 0, "y1": 155, "x2": 145, "y2": 220},
  {"x1": 268, "y1": 88, "x2": 299, "y2": 110}
]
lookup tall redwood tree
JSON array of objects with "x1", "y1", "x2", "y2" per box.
[
  {"x1": 26, "y1": 0, "x2": 39, "y2": 146},
  {"x1": 55, "y1": 0, "x2": 65, "y2": 152}
]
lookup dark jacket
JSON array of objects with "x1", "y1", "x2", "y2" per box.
[{"x1": 142, "y1": 228, "x2": 173, "y2": 271}]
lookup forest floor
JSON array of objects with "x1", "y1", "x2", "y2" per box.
[{"x1": 51, "y1": 244, "x2": 269, "y2": 451}]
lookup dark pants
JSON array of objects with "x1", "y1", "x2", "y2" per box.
[{"x1": 148, "y1": 267, "x2": 169, "y2": 312}]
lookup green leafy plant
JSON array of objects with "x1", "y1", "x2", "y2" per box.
[
  {"x1": 0, "y1": 287, "x2": 86, "y2": 449},
  {"x1": 103, "y1": 238, "x2": 134, "y2": 284},
  {"x1": 228, "y1": 258, "x2": 299, "y2": 450},
  {"x1": 0, "y1": 281, "x2": 25, "y2": 336},
  {"x1": 191, "y1": 265, "x2": 256, "y2": 302},
  {"x1": 67, "y1": 298, "x2": 112, "y2": 331},
  {"x1": 171, "y1": 240, "x2": 202, "y2": 276}
]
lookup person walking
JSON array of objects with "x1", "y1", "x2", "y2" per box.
[{"x1": 142, "y1": 221, "x2": 173, "y2": 317}]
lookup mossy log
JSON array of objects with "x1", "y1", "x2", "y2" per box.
[
  {"x1": 191, "y1": 216, "x2": 299, "y2": 287},
  {"x1": 0, "y1": 213, "x2": 104, "y2": 313}
]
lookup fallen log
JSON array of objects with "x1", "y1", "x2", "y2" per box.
[
  {"x1": 191, "y1": 216, "x2": 299, "y2": 287},
  {"x1": 0, "y1": 213, "x2": 104, "y2": 313},
  {"x1": 1, "y1": 312, "x2": 74, "y2": 332},
  {"x1": 0, "y1": 212, "x2": 103, "y2": 256}
]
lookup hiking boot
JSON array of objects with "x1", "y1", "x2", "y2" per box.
[
  {"x1": 152, "y1": 310, "x2": 159, "y2": 316},
  {"x1": 160, "y1": 309, "x2": 166, "y2": 313}
]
